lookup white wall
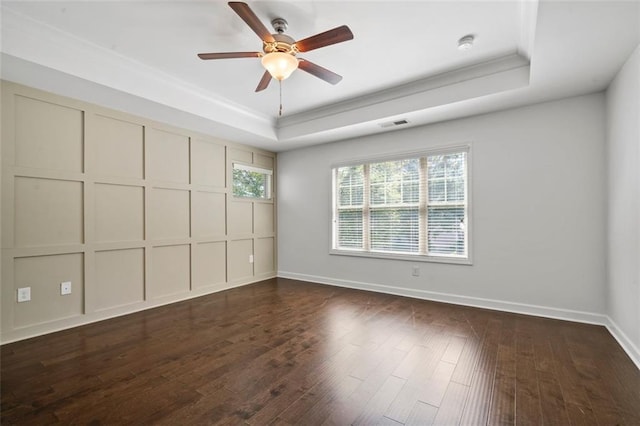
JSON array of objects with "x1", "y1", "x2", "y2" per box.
[
  {"x1": 278, "y1": 94, "x2": 607, "y2": 321},
  {"x1": 606, "y1": 44, "x2": 640, "y2": 359}
]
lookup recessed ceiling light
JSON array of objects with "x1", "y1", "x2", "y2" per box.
[{"x1": 458, "y1": 34, "x2": 475, "y2": 51}]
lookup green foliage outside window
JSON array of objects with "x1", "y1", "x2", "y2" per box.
[{"x1": 233, "y1": 166, "x2": 271, "y2": 199}]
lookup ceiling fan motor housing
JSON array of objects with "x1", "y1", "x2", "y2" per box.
[{"x1": 263, "y1": 32, "x2": 298, "y2": 55}]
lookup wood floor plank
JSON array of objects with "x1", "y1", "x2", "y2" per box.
[
  {"x1": 459, "y1": 369, "x2": 494, "y2": 425},
  {"x1": 537, "y1": 369, "x2": 572, "y2": 425},
  {"x1": 384, "y1": 337, "x2": 449, "y2": 423},
  {"x1": 321, "y1": 348, "x2": 407, "y2": 425},
  {"x1": 487, "y1": 343, "x2": 516, "y2": 425},
  {"x1": 430, "y1": 381, "x2": 469, "y2": 425},
  {"x1": 405, "y1": 401, "x2": 438, "y2": 426},
  {"x1": 2, "y1": 278, "x2": 638, "y2": 425},
  {"x1": 514, "y1": 333, "x2": 542, "y2": 425},
  {"x1": 352, "y1": 375, "x2": 406, "y2": 425}
]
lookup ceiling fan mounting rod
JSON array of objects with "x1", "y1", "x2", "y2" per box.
[{"x1": 271, "y1": 18, "x2": 288, "y2": 34}]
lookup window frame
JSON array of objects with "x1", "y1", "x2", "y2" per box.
[
  {"x1": 330, "y1": 145, "x2": 472, "y2": 265},
  {"x1": 232, "y1": 163, "x2": 273, "y2": 200}
]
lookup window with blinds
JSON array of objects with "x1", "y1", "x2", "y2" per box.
[{"x1": 332, "y1": 148, "x2": 470, "y2": 263}]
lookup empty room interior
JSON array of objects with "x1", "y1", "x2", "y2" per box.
[{"x1": 1, "y1": 0, "x2": 639, "y2": 424}]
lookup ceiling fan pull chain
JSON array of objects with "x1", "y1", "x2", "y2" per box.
[{"x1": 279, "y1": 80, "x2": 283, "y2": 117}]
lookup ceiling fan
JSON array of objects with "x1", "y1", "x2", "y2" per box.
[{"x1": 198, "y1": 1, "x2": 354, "y2": 93}]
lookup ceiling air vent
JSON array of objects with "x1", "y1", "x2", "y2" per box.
[{"x1": 378, "y1": 119, "x2": 409, "y2": 128}]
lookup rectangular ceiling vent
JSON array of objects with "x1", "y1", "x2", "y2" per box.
[{"x1": 378, "y1": 119, "x2": 409, "y2": 128}]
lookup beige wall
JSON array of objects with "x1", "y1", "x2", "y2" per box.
[{"x1": 1, "y1": 82, "x2": 277, "y2": 343}]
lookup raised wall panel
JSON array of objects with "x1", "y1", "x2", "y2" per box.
[
  {"x1": 254, "y1": 154, "x2": 274, "y2": 169},
  {"x1": 15, "y1": 177, "x2": 83, "y2": 247},
  {"x1": 192, "y1": 139, "x2": 225, "y2": 187},
  {"x1": 147, "y1": 128, "x2": 189, "y2": 183},
  {"x1": 150, "y1": 245, "x2": 190, "y2": 298},
  {"x1": 227, "y1": 201, "x2": 252, "y2": 235},
  {"x1": 94, "y1": 184, "x2": 143, "y2": 243},
  {"x1": 94, "y1": 249, "x2": 144, "y2": 311},
  {"x1": 91, "y1": 115, "x2": 143, "y2": 179},
  {"x1": 192, "y1": 191, "x2": 225, "y2": 238},
  {"x1": 15, "y1": 96, "x2": 83, "y2": 172},
  {"x1": 227, "y1": 239, "x2": 253, "y2": 282},
  {"x1": 228, "y1": 148, "x2": 252, "y2": 164},
  {"x1": 192, "y1": 242, "x2": 226, "y2": 289},
  {"x1": 255, "y1": 237, "x2": 275, "y2": 275},
  {"x1": 13, "y1": 253, "x2": 84, "y2": 327},
  {"x1": 149, "y1": 188, "x2": 190, "y2": 240},
  {"x1": 2, "y1": 83, "x2": 277, "y2": 343},
  {"x1": 254, "y1": 203, "x2": 274, "y2": 235}
]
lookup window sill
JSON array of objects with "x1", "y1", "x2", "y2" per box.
[{"x1": 329, "y1": 249, "x2": 472, "y2": 265}]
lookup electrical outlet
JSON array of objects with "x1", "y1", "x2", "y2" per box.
[
  {"x1": 249, "y1": 254, "x2": 254, "y2": 264},
  {"x1": 412, "y1": 266, "x2": 420, "y2": 277},
  {"x1": 60, "y1": 281, "x2": 72, "y2": 295},
  {"x1": 17, "y1": 287, "x2": 31, "y2": 302}
]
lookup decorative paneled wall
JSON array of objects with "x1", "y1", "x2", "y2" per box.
[{"x1": 1, "y1": 82, "x2": 277, "y2": 343}]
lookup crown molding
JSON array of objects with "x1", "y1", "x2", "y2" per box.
[
  {"x1": 276, "y1": 52, "x2": 530, "y2": 141},
  {"x1": 0, "y1": 4, "x2": 535, "y2": 149},
  {"x1": 0, "y1": 5, "x2": 277, "y2": 142}
]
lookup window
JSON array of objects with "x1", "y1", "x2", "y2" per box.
[
  {"x1": 332, "y1": 147, "x2": 470, "y2": 263},
  {"x1": 233, "y1": 163, "x2": 272, "y2": 199}
]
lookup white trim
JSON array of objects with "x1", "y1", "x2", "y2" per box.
[
  {"x1": 604, "y1": 316, "x2": 640, "y2": 370},
  {"x1": 329, "y1": 249, "x2": 472, "y2": 265},
  {"x1": 331, "y1": 144, "x2": 471, "y2": 169},
  {"x1": 0, "y1": 6, "x2": 276, "y2": 141},
  {"x1": 233, "y1": 163, "x2": 273, "y2": 175}
]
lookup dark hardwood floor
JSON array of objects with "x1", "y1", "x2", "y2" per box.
[{"x1": 2, "y1": 278, "x2": 639, "y2": 425}]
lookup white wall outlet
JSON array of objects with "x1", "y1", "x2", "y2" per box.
[
  {"x1": 412, "y1": 266, "x2": 420, "y2": 277},
  {"x1": 249, "y1": 254, "x2": 254, "y2": 264},
  {"x1": 17, "y1": 287, "x2": 31, "y2": 302},
  {"x1": 60, "y1": 281, "x2": 72, "y2": 295}
]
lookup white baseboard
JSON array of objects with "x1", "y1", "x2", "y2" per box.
[
  {"x1": 604, "y1": 316, "x2": 640, "y2": 370},
  {"x1": 277, "y1": 271, "x2": 639, "y2": 370}
]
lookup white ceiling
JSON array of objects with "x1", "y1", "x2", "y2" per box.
[{"x1": 1, "y1": 1, "x2": 639, "y2": 152}]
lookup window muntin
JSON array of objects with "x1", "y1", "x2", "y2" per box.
[
  {"x1": 232, "y1": 163, "x2": 273, "y2": 199},
  {"x1": 332, "y1": 149, "x2": 469, "y2": 263}
]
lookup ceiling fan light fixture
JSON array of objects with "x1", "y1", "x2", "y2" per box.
[{"x1": 261, "y1": 52, "x2": 299, "y2": 81}]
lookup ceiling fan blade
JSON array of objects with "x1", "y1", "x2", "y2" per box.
[
  {"x1": 255, "y1": 70, "x2": 272, "y2": 92},
  {"x1": 295, "y1": 25, "x2": 354, "y2": 52},
  {"x1": 228, "y1": 2, "x2": 275, "y2": 43},
  {"x1": 198, "y1": 52, "x2": 261, "y2": 60},
  {"x1": 298, "y1": 59, "x2": 343, "y2": 85}
]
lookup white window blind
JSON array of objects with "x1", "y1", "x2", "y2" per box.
[
  {"x1": 369, "y1": 159, "x2": 420, "y2": 253},
  {"x1": 426, "y1": 152, "x2": 467, "y2": 257},
  {"x1": 332, "y1": 148, "x2": 469, "y2": 262},
  {"x1": 336, "y1": 165, "x2": 364, "y2": 249}
]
